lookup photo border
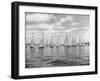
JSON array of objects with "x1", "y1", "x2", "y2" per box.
[{"x1": 11, "y1": 1, "x2": 98, "y2": 79}]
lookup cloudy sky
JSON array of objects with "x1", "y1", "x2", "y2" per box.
[{"x1": 25, "y1": 12, "x2": 90, "y2": 43}]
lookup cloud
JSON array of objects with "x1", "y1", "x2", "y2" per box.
[
  {"x1": 71, "y1": 22, "x2": 79, "y2": 26},
  {"x1": 53, "y1": 25, "x2": 65, "y2": 31},
  {"x1": 64, "y1": 28, "x2": 77, "y2": 32},
  {"x1": 26, "y1": 23, "x2": 54, "y2": 31},
  {"x1": 26, "y1": 13, "x2": 53, "y2": 22},
  {"x1": 83, "y1": 26, "x2": 89, "y2": 29},
  {"x1": 26, "y1": 22, "x2": 78, "y2": 32},
  {"x1": 54, "y1": 16, "x2": 74, "y2": 26},
  {"x1": 65, "y1": 16, "x2": 74, "y2": 22}
]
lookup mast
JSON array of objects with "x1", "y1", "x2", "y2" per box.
[
  {"x1": 64, "y1": 33, "x2": 69, "y2": 46},
  {"x1": 31, "y1": 33, "x2": 35, "y2": 48},
  {"x1": 81, "y1": 39, "x2": 84, "y2": 46},
  {"x1": 68, "y1": 32, "x2": 71, "y2": 46},
  {"x1": 72, "y1": 36, "x2": 76, "y2": 46},
  {"x1": 72, "y1": 37, "x2": 74, "y2": 46},
  {"x1": 79, "y1": 36, "x2": 81, "y2": 46},
  {"x1": 42, "y1": 32, "x2": 44, "y2": 45},
  {"x1": 50, "y1": 35, "x2": 53, "y2": 47},
  {"x1": 57, "y1": 35, "x2": 60, "y2": 47},
  {"x1": 42, "y1": 31, "x2": 44, "y2": 46}
]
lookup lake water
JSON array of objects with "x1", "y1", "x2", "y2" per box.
[{"x1": 25, "y1": 46, "x2": 89, "y2": 68}]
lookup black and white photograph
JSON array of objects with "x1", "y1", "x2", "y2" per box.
[
  {"x1": 11, "y1": 1, "x2": 97, "y2": 79},
  {"x1": 25, "y1": 13, "x2": 90, "y2": 68}
]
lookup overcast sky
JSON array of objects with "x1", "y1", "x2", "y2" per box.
[{"x1": 25, "y1": 12, "x2": 90, "y2": 43}]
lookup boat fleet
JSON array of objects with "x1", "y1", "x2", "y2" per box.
[{"x1": 26, "y1": 32, "x2": 89, "y2": 49}]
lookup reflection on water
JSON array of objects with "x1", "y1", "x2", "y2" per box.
[{"x1": 25, "y1": 46, "x2": 89, "y2": 68}]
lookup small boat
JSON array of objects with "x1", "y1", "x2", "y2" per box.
[
  {"x1": 30, "y1": 45, "x2": 34, "y2": 48},
  {"x1": 38, "y1": 44, "x2": 44, "y2": 49}
]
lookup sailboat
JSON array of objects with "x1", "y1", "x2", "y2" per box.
[
  {"x1": 72, "y1": 37, "x2": 77, "y2": 46},
  {"x1": 49, "y1": 36, "x2": 54, "y2": 48},
  {"x1": 30, "y1": 33, "x2": 35, "y2": 48},
  {"x1": 45, "y1": 40, "x2": 49, "y2": 47},
  {"x1": 81, "y1": 39, "x2": 85, "y2": 46},
  {"x1": 64, "y1": 33, "x2": 72, "y2": 47},
  {"x1": 56, "y1": 36, "x2": 60, "y2": 47},
  {"x1": 38, "y1": 32, "x2": 44, "y2": 49},
  {"x1": 64, "y1": 33, "x2": 68, "y2": 47},
  {"x1": 78, "y1": 36, "x2": 83, "y2": 46}
]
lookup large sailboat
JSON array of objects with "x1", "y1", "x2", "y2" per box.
[
  {"x1": 38, "y1": 32, "x2": 44, "y2": 49},
  {"x1": 71, "y1": 37, "x2": 77, "y2": 46},
  {"x1": 55, "y1": 36, "x2": 60, "y2": 47},
  {"x1": 49, "y1": 36, "x2": 54, "y2": 48},
  {"x1": 64, "y1": 33, "x2": 72, "y2": 47},
  {"x1": 30, "y1": 33, "x2": 35, "y2": 48},
  {"x1": 78, "y1": 36, "x2": 84, "y2": 46}
]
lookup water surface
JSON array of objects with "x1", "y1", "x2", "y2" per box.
[{"x1": 25, "y1": 46, "x2": 89, "y2": 68}]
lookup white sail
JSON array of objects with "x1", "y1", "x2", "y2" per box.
[
  {"x1": 72, "y1": 37, "x2": 77, "y2": 46},
  {"x1": 64, "y1": 33, "x2": 69, "y2": 46}
]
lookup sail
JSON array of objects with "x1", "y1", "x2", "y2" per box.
[
  {"x1": 31, "y1": 33, "x2": 35, "y2": 46},
  {"x1": 64, "y1": 33, "x2": 68, "y2": 46},
  {"x1": 72, "y1": 37, "x2": 76, "y2": 46}
]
